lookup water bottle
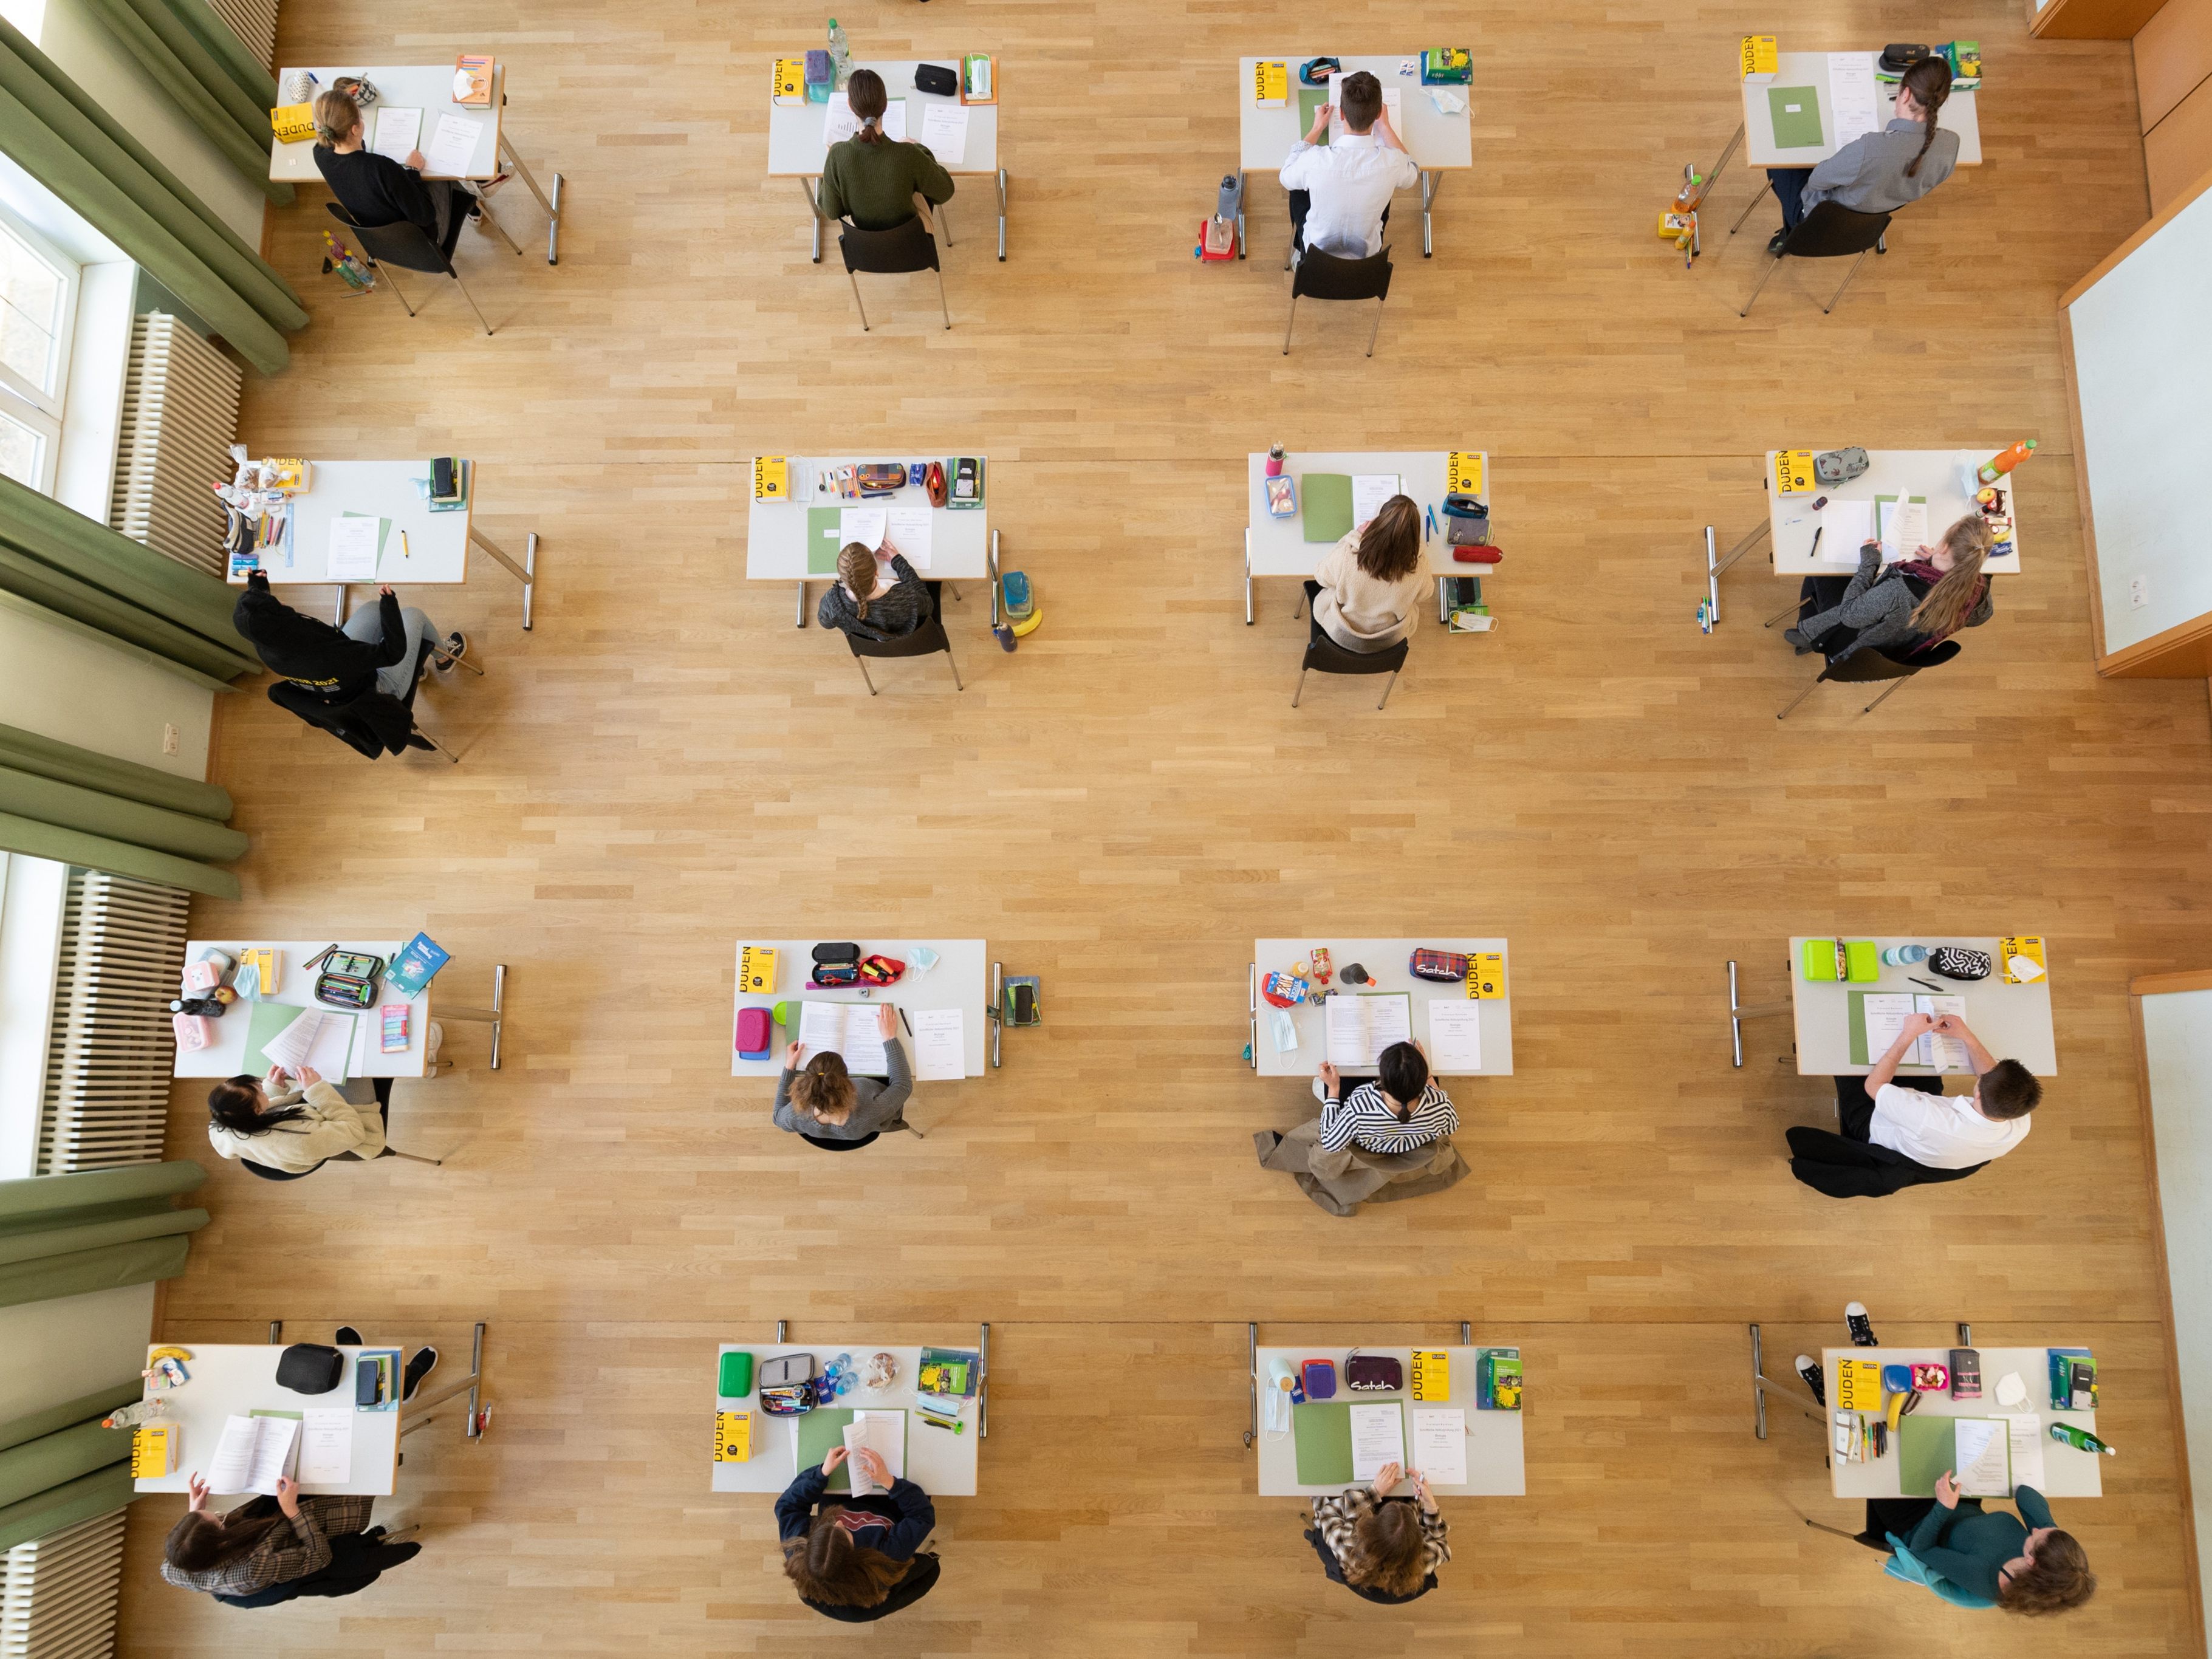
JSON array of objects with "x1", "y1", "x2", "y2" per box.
[
  {"x1": 1880, "y1": 944, "x2": 1928, "y2": 967},
  {"x1": 2049, "y1": 1423, "x2": 2117, "y2": 1456},
  {"x1": 827, "y1": 18, "x2": 852, "y2": 89}
]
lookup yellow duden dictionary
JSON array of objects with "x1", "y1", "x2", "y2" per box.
[
  {"x1": 1254, "y1": 61, "x2": 1288, "y2": 107},
  {"x1": 1447, "y1": 451, "x2": 1484, "y2": 494},
  {"x1": 714, "y1": 1411, "x2": 752, "y2": 1463},
  {"x1": 739, "y1": 945, "x2": 778, "y2": 995},
  {"x1": 1411, "y1": 1350, "x2": 1450, "y2": 1402},
  {"x1": 753, "y1": 456, "x2": 789, "y2": 502},
  {"x1": 1740, "y1": 35, "x2": 1778, "y2": 81}
]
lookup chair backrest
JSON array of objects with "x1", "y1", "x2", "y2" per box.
[
  {"x1": 1784, "y1": 202, "x2": 1893, "y2": 259},
  {"x1": 1825, "y1": 636, "x2": 1962, "y2": 684},
  {"x1": 798, "y1": 1130, "x2": 882, "y2": 1152},
  {"x1": 838, "y1": 216, "x2": 940, "y2": 276},
  {"x1": 1292, "y1": 245, "x2": 1393, "y2": 303},
  {"x1": 1303, "y1": 623, "x2": 1410, "y2": 678},
  {"x1": 269, "y1": 680, "x2": 417, "y2": 756},
  {"x1": 242, "y1": 1157, "x2": 322, "y2": 1181},
  {"x1": 845, "y1": 583, "x2": 950, "y2": 660},
  {"x1": 326, "y1": 203, "x2": 450, "y2": 276}
]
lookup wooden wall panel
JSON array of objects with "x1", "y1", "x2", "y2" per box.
[{"x1": 2137, "y1": 0, "x2": 2212, "y2": 129}]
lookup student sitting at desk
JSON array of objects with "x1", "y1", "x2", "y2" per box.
[
  {"x1": 776, "y1": 1446, "x2": 940, "y2": 1621},
  {"x1": 1764, "y1": 58, "x2": 1958, "y2": 252},
  {"x1": 312, "y1": 89, "x2": 476, "y2": 255},
  {"x1": 162, "y1": 1474, "x2": 420, "y2": 1606},
  {"x1": 773, "y1": 1007, "x2": 913, "y2": 1143},
  {"x1": 206, "y1": 1064, "x2": 387, "y2": 1174},
  {"x1": 1279, "y1": 71, "x2": 1418, "y2": 258},
  {"x1": 1309, "y1": 494, "x2": 1426, "y2": 651},
  {"x1": 1785, "y1": 513, "x2": 1993, "y2": 663},
  {"x1": 817, "y1": 539, "x2": 933, "y2": 641},
  {"x1": 1862, "y1": 1474, "x2": 2095, "y2": 1615},
  {"x1": 1305, "y1": 1460, "x2": 1450, "y2": 1603},
  {"x1": 234, "y1": 576, "x2": 466, "y2": 755},
  {"x1": 817, "y1": 69, "x2": 956, "y2": 233},
  {"x1": 1316, "y1": 1042, "x2": 1458, "y2": 1154}
]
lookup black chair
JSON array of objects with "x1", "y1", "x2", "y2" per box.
[
  {"x1": 798, "y1": 1116, "x2": 924, "y2": 1152},
  {"x1": 836, "y1": 217, "x2": 950, "y2": 332},
  {"x1": 328, "y1": 204, "x2": 493, "y2": 335},
  {"x1": 241, "y1": 1146, "x2": 443, "y2": 1180},
  {"x1": 1283, "y1": 246, "x2": 1392, "y2": 356},
  {"x1": 1740, "y1": 202, "x2": 1892, "y2": 318},
  {"x1": 845, "y1": 581, "x2": 962, "y2": 694},
  {"x1": 1776, "y1": 638, "x2": 1960, "y2": 720},
  {"x1": 1293, "y1": 585, "x2": 1408, "y2": 709}
]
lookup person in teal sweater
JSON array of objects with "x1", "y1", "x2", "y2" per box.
[
  {"x1": 817, "y1": 69, "x2": 956, "y2": 231},
  {"x1": 1892, "y1": 1471, "x2": 2096, "y2": 1615}
]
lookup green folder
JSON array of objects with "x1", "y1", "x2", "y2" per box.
[
  {"x1": 1298, "y1": 87, "x2": 1329, "y2": 145},
  {"x1": 1301, "y1": 473, "x2": 1353, "y2": 544},
  {"x1": 1898, "y1": 1415, "x2": 2009, "y2": 1498},
  {"x1": 806, "y1": 507, "x2": 843, "y2": 575},
  {"x1": 1292, "y1": 1402, "x2": 1354, "y2": 1485},
  {"x1": 242, "y1": 1000, "x2": 353, "y2": 1083},
  {"x1": 792, "y1": 1408, "x2": 908, "y2": 1493},
  {"x1": 1767, "y1": 85, "x2": 1824, "y2": 149}
]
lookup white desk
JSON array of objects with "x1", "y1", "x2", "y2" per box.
[
  {"x1": 132, "y1": 1343, "x2": 402, "y2": 1497},
  {"x1": 712, "y1": 1341, "x2": 982, "y2": 1496},
  {"x1": 1824, "y1": 1346, "x2": 2101, "y2": 1499},
  {"x1": 1238, "y1": 56, "x2": 1473, "y2": 257},
  {"x1": 173, "y1": 939, "x2": 431, "y2": 1080},
  {"x1": 231, "y1": 460, "x2": 540, "y2": 631},
  {"x1": 272, "y1": 64, "x2": 564, "y2": 263},
  {"x1": 731, "y1": 938, "x2": 993, "y2": 1079},
  {"x1": 1252, "y1": 1343, "x2": 1524, "y2": 1497},
  {"x1": 1743, "y1": 53, "x2": 1982, "y2": 168},
  {"x1": 745, "y1": 456, "x2": 996, "y2": 629},
  {"x1": 1785, "y1": 935, "x2": 2056, "y2": 1077},
  {"x1": 1764, "y1": 451, "x2": 2024, "y2": 576},
  {"x1": 1242, "y1": 450, "x2": 1485, "y2": 624},
  {"x1": 767, "y1": 58, "x2": 1007, "y2": 262},
  {"x1": 1250, "y1": 937, "x2": 1513, "y2": 1078}
]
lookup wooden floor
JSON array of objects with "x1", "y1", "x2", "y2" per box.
[{"x1": 118, "y1": 2, "x2": 2212, "y2": 1653}]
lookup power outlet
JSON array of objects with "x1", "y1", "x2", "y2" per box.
[
  {"x1": 160, "y1": 723, "x2": 180, "y2": 755},
  {"x1": 2130, "y1": 575, "x2": 2149, "y2": 611}
]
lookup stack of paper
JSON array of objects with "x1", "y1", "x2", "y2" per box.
[
  {"x1": 369, "y1": 107, "x2": 423, "y2": 162},
  {"x1": 883, "y1": 504, "x2": 933, "y2": 570},
  {"x1": 1348, "y1": 1401, "x2": 1405, "y2": 1481},
  {"x1": 423, "y1": 112, "x2": 485, "y2": 177},
  {"x1": 909, "y1": 1007, "x2": 964, "y2": 1080},
  {"x1": 841, "y1": 1411, "x2": 908, "y2": 1496},
  {"x1": 1411, "y1": 1407, "x2": 1468, "y2": 1485}
]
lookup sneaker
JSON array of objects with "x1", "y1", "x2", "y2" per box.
[
  {"x1": 433, "y1": 632, "x2": 468, "y2": 674},
  {"x1": 425, "y1": 1021, "x2": 444, "y2": 1069},
  {"x1": 402, "y1": 1346, "x2": 440, "y2": 1402},
  {"x1": 1844, "y1": 1301, "x2": 1878, "y2": 1347},
  {"x1": 1796, "y1": 1354, "x2": 1826, "y2": 1406},
  {"x1": 1766, "y1": 227, "x2": 1789, "y2": 256},
  {"x1": 335, "y1": 1325, "x2": 364, "y2": 1346}
]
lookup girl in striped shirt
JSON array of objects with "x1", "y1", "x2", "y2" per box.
[{"x1": 1317, "y1": 1042, "x2": 1458, "y2": 1154}]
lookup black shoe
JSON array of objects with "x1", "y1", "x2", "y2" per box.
[
  {"x1": 1796, "y1": 1354, "x2": 1826, "y2": 1406},
  {"x1": 433, "y1": 632, "x2": 468, "y2": 674},
  {"x1": 1767, "y1": 227, "x2": 1789, "y2": 256},
  {"x1": 402, "y1": 1346, "x2": 440, "y2": 1401},
  {"x1": 1845, "y1": 1301, "x2": 1877, "y2": 1347},
  {"x1": 335, "y1": 1325, "x2": 364, "y2": 1346}
]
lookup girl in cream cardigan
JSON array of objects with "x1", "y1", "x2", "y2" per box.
[
  {"x1": 206, "y1": 1065, "x2": 385, "y2": 1173},
  {"x1": 1310, "y1": 494, "x2": 1427, "y2": 651}
]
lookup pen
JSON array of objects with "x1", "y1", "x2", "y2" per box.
[
  {"x1": 1908, "y1": 976, "x2": 1944, "y2": 993},
  {"x1": 1808, "y1": 525, "x2": 1823, "y2": 559},
  {"x1": 899, "y1": 1007, "x2": 914, "y2": 1036}
]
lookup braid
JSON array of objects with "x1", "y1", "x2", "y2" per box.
[{"x1": 1901, "y1": 58, "x2": 1952, "y2": 179}]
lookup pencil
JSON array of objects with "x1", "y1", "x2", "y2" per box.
[{"x1": 401, "y1": 530, "x2": 410, "y2": 559}]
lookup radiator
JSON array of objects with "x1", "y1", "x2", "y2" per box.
[
  {"x1": 202, "y1": 0, "x2": 277, "y2": 72},
  {"x1": 0, "y1": 1508, "x2": 128, "y2": 1659},
  {"x1": 38, "y1": 871, "x2": 191, "y2": 1174},
  {"x1": 107, "y1": 315, "x2": 243, "y2": 581}
]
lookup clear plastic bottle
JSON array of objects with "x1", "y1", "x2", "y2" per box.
[
  {"x1": 827, "y1": 18, "x2": 852, "y2": 90},
  {"x1": 1879, "y1": 944, "x2": 1928, "y2": 967}
]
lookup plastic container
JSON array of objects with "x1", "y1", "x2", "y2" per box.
[
  {"x1": 827, "y1": 18, "x2": 852, "y2": 89},
  {"x1": 1976, "y1": 438, "x2": 2036, "y2": 484},
  {"x1": 1879, "y1": 945, "x2": 1929, "y2": 967}
]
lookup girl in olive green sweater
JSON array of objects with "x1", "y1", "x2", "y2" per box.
[{"x1": 818, "y1": 69, "x2": 954, "y2": 231}]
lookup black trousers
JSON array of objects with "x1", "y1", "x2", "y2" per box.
[
  {"x1": 1834, "y1": 1072, "x2": 1942, "y2": 1141},
  {"x1": 214, "y1": 1533, "x2": 420, "y2": 1607},
  {"x1": 1768, "y1": 168, "x2": 1814, "y2": 230},
  {"x1": 1861, "y1": 1497, "x2": 1939, "y2": 1548},
  {"x1": 1287, "y1": 190, "x2": 1389, "y2": 252}
]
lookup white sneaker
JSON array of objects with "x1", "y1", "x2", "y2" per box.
[
  {"x1": 1311, "y1": 1076, "x2": 1326, "y2": 1103},
  {"x1": 425, "y1": 1021, "x2": 445, "y2": 1069}
]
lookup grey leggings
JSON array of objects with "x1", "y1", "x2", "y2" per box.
[{"x1": 342, "y1": 604, "x2": 440, "y2": 700}]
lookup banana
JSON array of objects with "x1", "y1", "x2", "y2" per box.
[
  {"x1": 147, "y1": 1345, "x2": 193, "y2": 1362},
  {"x1": 1886, "y1": 1390, "x2": 1908, "y2": 1434}
]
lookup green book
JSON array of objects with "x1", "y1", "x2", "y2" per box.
[
  {"x1": 806, "y1": 507, "x2": 843, "y2": 575},
  {"x1": 1298, "y1": 87, "x2": 1329, "y2": 145},
  {"x1": 1301, "y1": 473, "x2": 1353, "y2": 544},
  {"x1": 1292, "y1": 1401, "x2": 1354, "y2": 1485},
  {"x1": 1767, "y1": 85, "x2": 1824, "y2": 150},
  {"x1": 1898, "y1": 1414, "x2": 2011, "y2": 1498}
]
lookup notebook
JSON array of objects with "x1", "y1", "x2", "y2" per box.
[
  {"x1": 1301, "y1": 473, "x2": 1354, "y2": 542},
  {"x1": 1767, "y1": 85, "x2": 1824, "y2": 149},
  {"x1": 795, "y1": 1000, "x2": 891, "y2": 1075},
  {"x1": 1324, "y1": 993, "x2": 1413, "y2": 1069},
  {"x1": 840, "y1": 1411, "x2": 908, "y2": 1496},
  {"x1": 1297, "y1": 87, "x2": 1330, "y2": 146},
  {"x1": 208, "y1": 1413, "x2": 300, "y2": 1495}
]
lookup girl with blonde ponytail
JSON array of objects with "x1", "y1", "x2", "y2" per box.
[{"x1": 1787, "y1": 512, "x2": 1995, "y2": 663}]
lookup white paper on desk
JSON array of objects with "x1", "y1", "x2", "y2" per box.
[
  {"x1": 910, "y1": 1007, "x2": 964, "y2": 1080},
  {"x1": 1348, "y1": 1402, "x2": 1405, "y2": 1482},
  {"x1": 839, "y1": 506, "x2": 887, "y2": 551},
  {"x1": 883, "y1": 504, "x2": 933, "y2": 571},
  {"x1": 2001, "y1": 1414, "x2": 2048, "y2": 1492},
  {"x1": 325, "y1": 514, "x2": 380, "y2": 581},
  {"x1": 1828, "y1": 55, "x2": 1883, "y2": 146},
  {"x1": 1331, "y1": 77, "x2": 1403, "y2": 139},
  {"x1": 1821, "y1": 498, "x2": 1876, "y2": 563},
  {"x1": 1325, "y1": 993, "x2": 1412, "y2": 1069},
  {"x1": 841, "y1": 1411, "x2": 906, "y2": 1496},
  {"x1": 208, "y1": 1414, "x2": 299, "y2": 1496},
  {"x1": 369, "y1": 106, "x2": 422, "y2": 163},
  {"x1": 1861, "y1": 993, "x2": 1913, "y2": 1067},
  {"x1": 1916, "y1": 994, "x2": 1969, "y2": 1070},
  {"x1": 823, "y1": 92, "x2": 904, "y2": 146},
  {"x1": 1351, "y1": 474, "x2": 1401, "y2": 528},
  {"x1": 1954, "y1": 1417, "x2": 2012, "y2": 1499},
  {"x1": 262, "y1": 1005, "x2": 357, "y2": 1080},
  {"x1": 300, "y1": 1408, "x2": 353, "y2": 1483},
  {"x1": 796, "y1": 999, "x2": 891, "y2": 1076},
  {"x1": 919, "y1": 101, "x2": 968, "y2": 165},
  {"x1": 1411, "y1": 1408, "x2": 1468, "y2": 1486},
  {"x1": 1425, "y1": 1001, "x2": 1482, "y2": 1073},
  {"x1": 422, "y1": 112, "x2": 484, "y2": 177},
  {"x1": 1878, "y1": 498, "x2": 1929, "y2": 561}
]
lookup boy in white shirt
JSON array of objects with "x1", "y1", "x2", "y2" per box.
[
  {"x1": 1279, "y1": 70, "x2": 1419, "y2": 259},
  {"x1": 1837, "y1": 1011, "x2": 2040, "y2": 1170}
]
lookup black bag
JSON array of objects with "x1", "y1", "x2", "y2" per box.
[
  {"x1": 1928, "y1": 946, "x2": 1992, "y2": 982},
  {"x1": 275, "y1": 1343, "x2": 346, "y2": 1395},
  {"x1": 914, "y1": 63, "x2": 957, "y2": 97},
  {"x1": 1878, "y1": 44, "x2": 1931, "y2": 76}
]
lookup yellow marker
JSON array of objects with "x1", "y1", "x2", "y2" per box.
[{"x1": 401, "y1": 530, "x2": 410, "y2": 559}]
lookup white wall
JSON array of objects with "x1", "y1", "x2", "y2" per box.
[
  {"x1": 0, "y1": 606, "x2": 213, "y2": 779},
  {"x1": 2142, "y1": 986, "x2": 2212, "y2": 1622},
  {"x1": 2067, "y1": 188, "x2": 2212, "y2": 655},
  {"x1": 0, "y1": 1282, "x2": 156, "y2": 1423}
]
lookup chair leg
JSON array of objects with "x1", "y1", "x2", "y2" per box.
[
  {"x1": 942, "y1": 640, "x2": 963, "y2": 691},
  {"x1": 848, "y1": 269, "x2": 871, "y2": 331},
  {"x1": 894, "y1": 1119, "x2": 927, "y2": 1140},
  {"x1": 1282, "y1": 292, "x2": 1299, "y2": 355},
  {"x1": 1366, "y1": 296, "x2": 1384, "y2": 358},
  {"x1": 1804, "y1": 1519, "x2": 1863, "y2": 1541},
  {"x1": 937, "y1": 200, "x2": 953, "y2": 247},
  {"x1": 1376, "y1": 668, "x2": 1401, "y2": 710},
  {"x1": 1291, "y1": 666, "x2": 1308, "y2": 708},
  {"x1": 380, "y1": 1147, "x2": 443, "y2": 1166},
  {"x1": 1729, "y1": 181, "x2": 1773, "y2": 235},
  {"x1": 413, "y1": 727, "x2": 462, "y2": 764},
  {"x1": 947, "y1": 582, "x2": 962, "y2": 603},
  {"x1": 1776, "y1": 672, "x2": 1823, "y2": 720},
  {"x1": 1862, "y1": 677, "x2": 1910, "y2": 714},
  {"x1": 377, "y1": 261, "x2": 418, "y2": 318},
  {"x1": 1764, "y1": 593, "x2": 1808, "y2": 628},
  {"x1": 449, "y1": 271, "x2": 494, "y2": 337},
  {"x1": 856, "y1": 657, "x2": 878, "y2": 696},
  {"x1": 1823, "y1": 249, "x2": 1874, "y2": 315},
  {"x1": 435, "y1": 646, "x2": 485, "y2": 676},
  {"x1": 936, "y1": 268, "x2": 950, "y2": 331},
  {"x1": 1740, "y1": 255, "x2": 1782, "y2": 318}
]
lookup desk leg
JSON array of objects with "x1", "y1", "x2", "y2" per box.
[
  {"x1": 1243, "y1": 530, "x2": 1254, "y2": 625},
  {"x1": 331, "y1": 586, "x2": 351, "y2": 626},
  {"x1": 1460, "y1": 1320, "x2": 1472, "y2": 1346},
  {"x1": 977, "y1": 1322, "x2": 991, "y2": 1438},
  {"x1": 1748, "y1": 1322, "x2": 1824, "y2": 1441},
  {"x1": 1704, "y1": 518, "x2": 1771, "y2": 626},
  {"x1": 990, "y1": 960, "x2": 1003, "y2": 1069},
  {"x1": 1244, "y1": 1322, "x2": 1258, "y2": 1448},
  {"x1": 1235, "y1": 170, "x2": 1247, "y2": 260},
  {"x1": 988, "y1": 530, "x2": 1002, "y2": 631},
  {"x1": 1420, "y1": 169, "x2": 1442, "y2": 258},
  {"x1": 795, "y1": 580, "x2": 809, "y2": 629},
  {"x1": 402, "y1": 1321, "x2": 489, "y2": 1441},
  {"x1": 996, "y1": 168, "x2": 1008, "y2": 261},
  {"x1": 1247, "y1": 962, "x2": 1258, "y2": 1070},
  {"x1": 470, "y1": 525, "x2": 538, "y2": 631},
  {"x1": 798, "y1": 178, "x2": 823, "y2": 264},
  {"x1": 1694, "y1": 122, "x2": 1746, "y2": 211},
  {"x1": 1727, "y1": 959, "x2": 1791, "y2": 1069},
  {"x1": 498, "y1": 132, "x2": 563, "y2": 265},
  {"x1": 439, "y1": 963, "x2": 507, "y2": 1071}
]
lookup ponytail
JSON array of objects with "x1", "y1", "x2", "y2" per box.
[
  {"x1": 1901, "y1": 58, "x2": 1953, "y2": 179},
  {"x1": 846, "y1": 68, "x2": 889, "y2": 147}
]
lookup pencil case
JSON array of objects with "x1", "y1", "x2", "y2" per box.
[
  {"x1": 1409, "y1": 949, "x2": 1469, "y2": 982},
  {"x1": 719, "y1": 1351, "x2": 755, "y2": 1397},
  {"x1": 1801, "y1": 939, "x2": 1880, "y2": 982},
  {"x1": 734, "y1": 1006, "x2": 773, "y2": 1060},
  {"x1": 810, "y1": 943, "x2": 860, "y2": 987},
  {"x1": 914, "y1": 63, "x2": 957, "y2": 97},
  {"x1": 855, "y1": 463, "x2": 906, "y2": 496}
]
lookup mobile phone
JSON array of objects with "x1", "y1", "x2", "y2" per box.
[
  {"x1": 431, "y1": 456, "x2": 457, "y2": 500},
  {"x1": 1011, "y1": 983, "x2": 1036, "y2": 1024}
]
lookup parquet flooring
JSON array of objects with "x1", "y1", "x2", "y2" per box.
[{"x1": 118, "y1": 2, "x2": 2211, "y2": 1653}]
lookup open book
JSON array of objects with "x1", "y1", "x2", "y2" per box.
[
  {"x1": 1864, "y1": 993, "x2": 1968, "y2": 1070},
  {"x1": 795, "y1": 1001, "x2": 891, "y2": 1076},
  {"x1": 1324, "y1": 993, "x2": 1412, "y2": 1069},
  {"x1": 207, "y1": 1413, "x2": 300, "y2": 1495}
]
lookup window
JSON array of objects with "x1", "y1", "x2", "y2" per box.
[{"x1": 0, "y1": 207, "x2": 78, "y2": 494}]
